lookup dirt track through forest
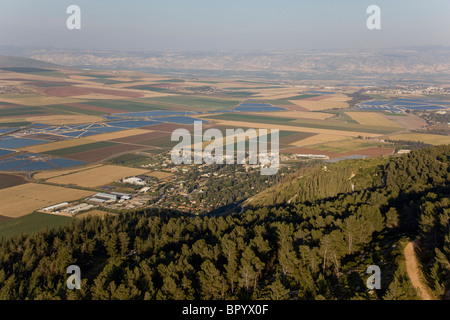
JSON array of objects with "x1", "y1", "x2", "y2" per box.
[{"x1": 404, "y1": 240, "x2": 436, "y2": 300}]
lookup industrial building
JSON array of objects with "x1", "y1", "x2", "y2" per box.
[
  {"x1": 64, "y1": 203, "x2": 95, "y2": 215},
  {"x1": 296, "y1": 154, "x2": 329, "y2": 160},
  {"x1": 43, "y1": 202, "x2": 69, "y2": 212},
  {"x1": 87, "y1": 192, "x2": 132, "y2": 203}
]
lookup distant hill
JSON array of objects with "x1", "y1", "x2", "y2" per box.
[
  {"x1": 0, "y1": 55, "x2": 62, "y2": 69},
  {"x1": 6, "y1": 46, "x2": 450, "y2": 81}
]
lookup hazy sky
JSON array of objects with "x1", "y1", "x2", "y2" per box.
[{"x1": 1, "y1": 0, "x2": 450, "y2": 51}]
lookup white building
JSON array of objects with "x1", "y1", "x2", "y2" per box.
[
  {"x1": 122, "y1": 176, "x2": 146, "y2": 186},
  {"x1": 43, "y1": 202, "x2": 69, "y2": 212}
]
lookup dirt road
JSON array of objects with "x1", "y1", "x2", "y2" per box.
[{"x1": 404, "y1": 240, "x2": 436, "y2": 300}]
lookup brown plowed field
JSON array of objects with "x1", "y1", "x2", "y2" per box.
[
  {"x1": 66, "y1": 143, "x2": 146, "y2": 162},
  {"x1": 283, "y1": 104, "x2": 310, "y2": 111},
  {"x1": 0, "y1": 173, "x2": 27, "y2": 190},
  {"x1": 112, "y1": 131, "x2": 172, "y2": 145},
  {"x1": 139, "y1": 123, "x2": 195, "y2": 132}
]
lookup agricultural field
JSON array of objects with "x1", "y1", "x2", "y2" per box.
[
  {"x1": 210, "y1": 119, "x2": 382, "y2": 138},
  {"x1": 33, "y1": 164, "x2": 103, "y2": 180},
  {"x1": 308, "y1": 139, "x2": 385, "y2": 154},
  {"x1": 345, "y1": 112, "x2": 403, "y2": 128},
  {"x1": 204, "y1": 113, "x2": 401, "y2": 135},
  {"x1": 0, "y1": 212, "x2": 73, "y2": 239},
  {"x1": 254, "y1": 110, "x2": 334, "y2": 120},
  {"x1": 146, "y1": 171, "x2": 174, "y2": 179},
  {"x1": 146, "y1": 95, "x2": 240, "y2": 110},
  {"x1": 0, "y1": 183, "x2": 94, "y2": 218},
  {"x1": 45, "y1": 165, "x2": 150, "y2": 187},
  {"x1": 75, "y1": 210, "x2": 115, "y2": 219},
  {"x1": 21, "y1": 138, "x2": 96, "y2": 153},
  {"x1": 287, "y1": 133, "x2": 353, "y2": 147},
  {"x1": 65, "y1": 143, "x2": 147, "y2": 162},
  {"x1": 287, "y1": 94, "x2": 350, "y2": 111},
  {"x1": 44, "y1": 141, "x2": 118, "y2": 157},
  {"x1": 0, "y1": 173, "x2": 27, "y2": 190},
  {"x1": 387, "y1": 133, "x2": 450, "y2": 146},
  {"x1": 88, "y1": 128, "x2": 152, "y2": 141}
]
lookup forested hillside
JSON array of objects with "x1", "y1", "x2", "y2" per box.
[{"x1": 0, "y1": 146, "x2": 449, "y2": 300}]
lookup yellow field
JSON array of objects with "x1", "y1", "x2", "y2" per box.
[
  {"x1": 250, "y1": 87, "x2": 304, "y2": 99},
  {"x1": 46, "y1": 165, "x2": 150, "y2": 187},
  {"x1": 345, "y1": 112, "x2": 402, "y2": 128},
  {"x1": 213, "y1": 120, "x2": 381, "y2": 138},
  {"x1": 0, "y1": 108, "x2": 114, "y2": 127},
  {"x1": 89, "y1": 128, "x2": 151, "y2": 141},
  {"x1": 0, "y1": 183, "x2": 94, "y2": 218},
  {"x1": 289, "y1": 94, "x2": 350, "y2": 111},
  {"x1": 388, "y1": 133, "x2": 450, "y2": 146},
  {"x1": 21, "y1": 138, "x2": 96, "y2": 153},
  {"x1": 75, "y1": 210, "x2": 114, "y2": 219},
  {"x1": 309, "y1": 139, "x2": 383, "y2": 153},
  {"x1": 255, "y1": 110, "x2": 334, "y2": 120},
  {"x1": 70, "y1": 93, "x2": 127, "y2": 100},
  {"x1": 289, "y1": 133, "x2": 352, "y2": 147},
  {"x1": 147, "y1": 171, "x2": 174, "y2": 179},
  {"x1": 0, "y1": 94, "x2": 82, "y2": 106},
  {"x1": 27, "y1": 114, "x2": 103, "y2": 125},
  {"x1": 33, "y1": 164, "x2": 103, "y2": 180},
  {"x1": 193, "y1": 128, "x2": 270, "y2": 150}
]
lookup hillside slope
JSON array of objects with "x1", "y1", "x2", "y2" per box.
[
  {"x1": 0, "y1": 55, "x2": 62, "y2": 69},
  {"x1": 0, "y1": 145, "x2": 449, "y2": 300}
]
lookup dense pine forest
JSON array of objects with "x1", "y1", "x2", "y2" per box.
[{"x1": 0, "y1": 146, "x2": 449, "y2": 300}]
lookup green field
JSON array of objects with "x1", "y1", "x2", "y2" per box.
[
  {"x1": 206, "y1": 113, "x2": 296, "y2": 125},
  {"x1": 45, "y1": 141, "x2": 118, "y2": 156},
  {"x1": 277, "y1": 131, "x2": 317, "y2": 145},
  {"x1": 80, "y1": 99, "x2": 169, "y2": 112},
  {"x1": 0, "y1": 121, "x2": 32, "y2": 127},
  {"x1": 207, "y1": 113, "x2": 400, "y2": 134},
  {"x1": 107, "y1": 153, "x2": 152, "y2": 167},
  {"x1": 0, "y1": 212, "x2": 73, "y2": 239},
  {"x1": 0, "y1": 106, "x2": 47, "y2": 117},
  {"x1": 89, "y1": 78, "x2": 127, "y2": 85},
  {"x1": 286, "y1": 94, "x2": 321, "y2": 100},
  {"x1": 147, "y1": 95, "x2": 240, "y2": 110},
  {"x1": 220, "y1": 91, "x2": 255, "y2": 97},
  {"x1": 127, "y1": 85, "x2": 172, "y2": 93},
  {"x1": 310, "y1": 139, "x2": 384, "y2": 153},
  {"x1": 45, "y1": 104, "x2": 104, "y2": 116}
]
